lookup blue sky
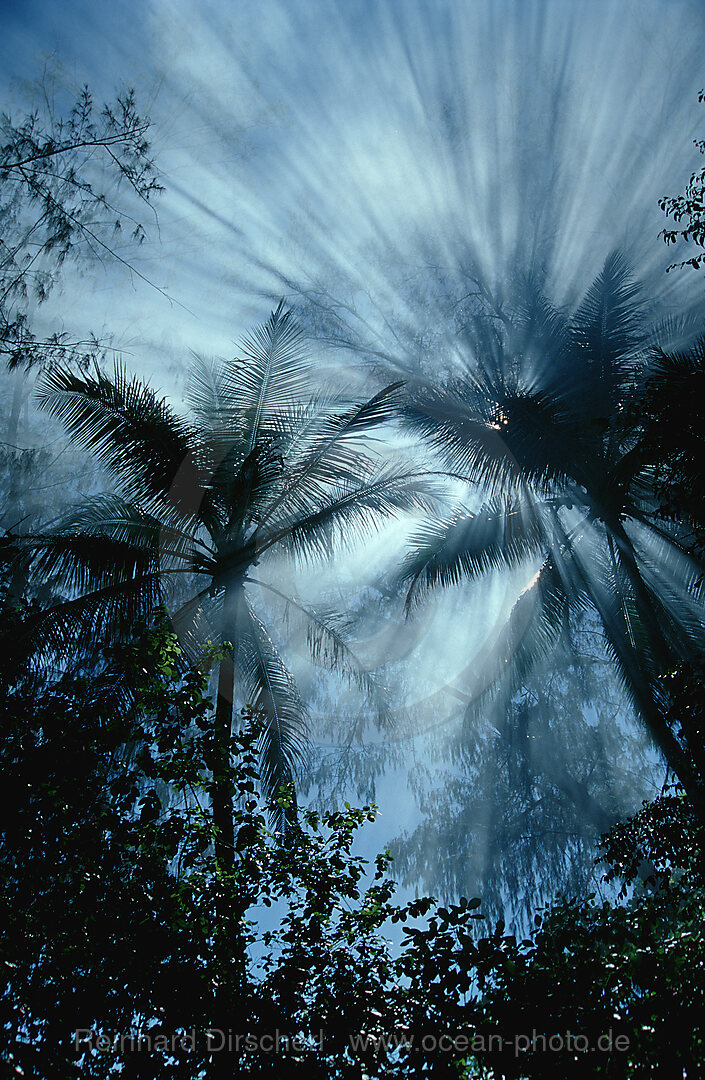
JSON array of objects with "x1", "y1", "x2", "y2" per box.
[
  {"x1": 3, "y1": 0, "x2": 705, "y2": 372},
  {"x1": 3, "y1": 0, "x2": 705, "y2": 905}
]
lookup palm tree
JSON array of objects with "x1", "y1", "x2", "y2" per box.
[
  {"x1": 18, "y1": 302, "x2": 436, "y2": 1079},
  {"x1": 400, "y1": 253, "x2": 705, "y2": 814},
  {"x1": 25, "y1": 304, "x2": 431, "y2": 859}
]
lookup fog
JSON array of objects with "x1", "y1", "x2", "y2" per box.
[{"x1": 3, "y1": 0, "x2": 705, "y2": 924}]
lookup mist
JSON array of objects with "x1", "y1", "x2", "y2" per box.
[{"x1": 3, "y1": 0, "x2": 705, "y2": 926}]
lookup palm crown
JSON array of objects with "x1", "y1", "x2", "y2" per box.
[
  {"x1": 401, "y1": 253, "x2": 705, "y2": 803},
  {"x1": 29, "y1": 303, "x2": 431, "y2": 803}
]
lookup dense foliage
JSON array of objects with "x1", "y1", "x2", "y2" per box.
[
  {"x1": 0, "y1": 598, "x2": 481, "y2": 1078},
  {"x1": 2, "y1": 72, "x2": 705, "y2": 1080},
  {"x1": 473, "y1": 793, "x2": 705, "y2": 1078},
  {"x1": 2, "y1": 583, "x2": 704, "y2": 1078}
]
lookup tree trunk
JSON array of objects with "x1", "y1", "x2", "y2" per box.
[
  {"x1": 1, "y1": 375, "x2": 32, "y2": 531},
  {"x1": 210, "y1": 637, "x2": 246, "y2": 1078},
  {"x1": 213, "y1": 652, "x2": 236, "y2": 871},
  {"x1": 607, "y1": 525, "x2": 705, "y2": 823}
]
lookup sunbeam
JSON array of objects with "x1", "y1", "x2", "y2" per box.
[{"x1": 3, "y1": 0, "x2": 705, "y2": 925}]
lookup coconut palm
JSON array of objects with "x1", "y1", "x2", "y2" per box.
[
  {"x1": 400, "y1": 253, "x2": 705, "y2": 813},
  {"x1": 25, "y1": 304, "x2": 431, "y2": 854}
]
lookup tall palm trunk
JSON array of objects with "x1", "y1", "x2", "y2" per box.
[
  {"x1": 607, "y1": 526, "x2": 705, "y2": 820},
  {"x1": 210, "y1": 587, "x2": 246, "y2": 1078},
  {"x1": 213, "y1": 651, "x2": 236, "y2": 872}
]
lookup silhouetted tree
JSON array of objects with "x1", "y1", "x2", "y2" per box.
[
  {"x1": 400, "y1": 253, "x2": 705, "y2": 815},
  {"x1": 661, "y1": 88, "x2": 705, "y2": 273},
  {"x1": 1, "y1": 80, "x2": 161, "y2": 374},
  {"x1": 1, "y1": 77, "x2": 163, "y2": 535},
  {"x1": 391, "y1": 636, "x2": 656, "y2": 922},
  {"x1": 21, "y1": 302, "x2": 430, "y2": 849},
  {"x1": 14, "y1": 303, "x2": 432, "y2": 1077}
]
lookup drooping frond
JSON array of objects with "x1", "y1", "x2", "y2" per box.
[
  {"x1": 168, "y1": 585, "x2": 217, "y2": 660},
  {"x1": 616, "y1": 519, "x2": 705, "y2": 661},
  {"x1": 36, "y1": 364, "x2": 201, "y2": 516},
  {"x1": 235, "y1": 598, "x2": 310, "y2": 813},
  {"x1": 19, "y1": 573, "x2": 165, "y2": 668},
  {"x1": 556, "y1": 521, "x2": 683, "y2": 756},
  {"x1": 400, "y1": 498, "x2": 548, "y2": 611},
  {"x1": 569, "y1": 543, "x2": 668, "y2": 738},
  {"x1": 47, "y1": 493, "x2": 214, "y2": 573},
  {"x1": 28, "y1": 532, "x2": 158, "y2": 597},
  {"x1": 247, "y1": 576, "x2": 391, "y2": 723}
]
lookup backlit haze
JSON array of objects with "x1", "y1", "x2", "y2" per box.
[{"x1": 3, "y1": 0, "x2": 705, "y2": 922}]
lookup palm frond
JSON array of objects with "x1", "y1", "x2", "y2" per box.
[
  {"x1": 20, "y1": 573, "x2": 165, "y2": 668},
  {"x1": 642, "y1": 311, "x2": 705, "y2": 352},
  {"x1": 645, "y1": 337, "x2": 705, "y2": 385},
  {"x1": 204, "y1": 439, "x2": 285, "y2": 538},
  {"x1": 572, "y1": 546, "x2": 667, "y2": 729},
  {"x1": 247, "y1": 576, "x2": 391, "y2": 722},
  {"x1": 404, "y1": 383, "x2": 586, "y2": 495},
  {"x1": 560, "y1": 522, "x2": 675, "y2": 723},
  {"x1": 569, "y1": 250, "x2": 644, "y2": 414},
  {"x1": 224, "y1": 301, "x2": 311, "y2": 452},
  {"x1": 261, "y1": 468, "x2": 438, "y2": 564},
  {"x1": 166, "y1": 585, "x2": 218, "y2": 659},
  {"x1": 616, "y1": 520, "x2": 704, "y2": 660},
  {"x1": 506, "y1": 281, "x2": 572, "y2": 393},
  {"x1": 400, "y1": 497, "x2": 548, "y2": 611},
  {"x1": 36, "y1": 364, "x2": 201, "y2": 515},
  {"x1": 404, "y1": 388, "x2": 519, "y2": 487},
  {"x1": 488, "y1": 389, "x2": 590, "y2": 492},
  {"x1": 459, "y1": 557, "x2": 573, "y2": 724},
  {"x1": 46, "y1": 493, "x2": 214, "y2": 572},
  {"x1": 258, "y1": 382, "x2": 404, "y2": 530},
  {"x1": 28, "y1": 532, "x2": 158, "y2": 596},
  {"x1": 235, "y1": 598, "x2": 310, "y2": 814},
  {"x1": 185, "y1": 352, "x2": 234, "y2": 434}
]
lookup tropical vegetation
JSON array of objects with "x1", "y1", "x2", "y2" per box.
[
  {"x1": 2, "y1": 70, "x2": 705, "y2": 1080},
  {"x1": 401, "y1": 253, "x2": 705, "y2": 815}
]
